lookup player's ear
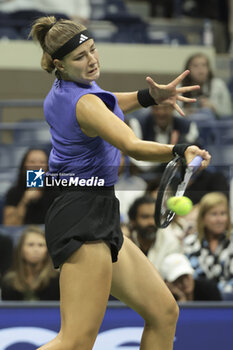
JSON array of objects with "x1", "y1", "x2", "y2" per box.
[{"x1": 53, "y1": 59, "x2": 65, "y2": 72}]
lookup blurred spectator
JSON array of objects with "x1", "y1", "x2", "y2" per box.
[
  {"x1": 145, "y1": 176, "x2": 186, "y2": 242},
  {"x1": 3, "y1": 148, "x2": 59, "y2": 226},
  {"x1": 147, "y1": 0, "x2": 174, "y2": 18},
  {"x1": 181, "y1": 0, "x2": 228, "y2": 22},
  {"x1": 1, "y1": 225, "x2": 59, "y2": 301},
  {"x1": 146, "y1": 0, "x2": 229, "y2": 52},
  {"x1": 161, "y1": 253, "x2": 222, "y2": 301},
  {"x1": 115, "y1": 153, "x2": 147, "y2": 222},
  {"x1": 177, "y1": 203, "x2": 200, "y2": 238},
  {"x1": 0, "y1": 0, "x2": 90, "y2": 39},
  {"x1": 0, "y1": 233, "x2": 13, "y2": 286},
  {"x1": 230, "y1": 176, "x2": 233, "y2": 216},
  {"x1": 183, "y1": 192, "x2": 233, "y2": 298},
  {"x1": 130, "y1": 105, "x2": 200, "y2": 144},
  {"x1": 182, "y1": 0, "x2": 230, "y2": 52},
  {"x1": 128, "y1": 196, "x2": 182, "y2": 275},
  {"x1": 180, "y1": 53, "x2": 232, "y2": 118},
  {"x1": 43, "y1": 0, "x2": 90, "y2": 23},
  {"x1": 230, "y1": 0, "x2": 233, "y2": 52},
  {"x1": 0, "y1": 0, "x2": 90, "y2": 20},
  {"x1": 145, "y1": 176, "x2": 161, "y2": 199},
  {"x1": 185, "y1": 167, "x2": 229, "y2": 205},
  {"x1": 128, "y1": 105, "x2": 200, "y2": 180}
]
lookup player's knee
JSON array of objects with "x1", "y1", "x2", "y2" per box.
[
  {"x1": 153, "y1": 294, "x2": 179, "y2": 330},
  {"x1": 163, "y1": 296, "x2": 179, "y2": 326},
  {"x1": 146, "y1": 294, "x2": 179, "y2": 329},
  {"x1": 64, "y1": 339, "x2": 92, "y2": 350},
  {"x1": 64, "y1": 328, "x2": 98, "y2": 350}
]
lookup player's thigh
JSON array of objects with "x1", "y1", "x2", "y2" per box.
[
  {"x1": 111, "y1": 237, "x2": 177, "y2": 322},
  {"x1": 59, "y1": 241, "x2": 112, "y2": 340}
]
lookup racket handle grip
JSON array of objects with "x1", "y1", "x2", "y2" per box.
[{"x1": 188, "y1": 155, "x2": 203, "y2": 170}]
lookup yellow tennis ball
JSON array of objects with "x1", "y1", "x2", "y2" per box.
[{"x1": 167, "y1": 196, "x2": 193, "y2": 216}]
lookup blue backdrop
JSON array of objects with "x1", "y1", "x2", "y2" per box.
[{"x1": 0, "y1": 302, "x2": 232, "y2": 350}]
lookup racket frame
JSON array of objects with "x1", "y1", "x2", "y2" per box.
[{"x1": 155, "y1": 155, "x2": 202, "y2": 228}]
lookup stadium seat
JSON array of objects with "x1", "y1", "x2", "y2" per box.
[
  {"x1": 0, "y1": 145, "x2": 28, "y2": 170},
  {"x1": 188, "y1": 108, "x2": 216, "y2": 122},
  {"x1": 189, "y1": 118, "x2": 218, "y2": 147},
  {"x1": 147, "y1": 29, "x2": 170, "y2": 44},
  {"x1": 221, "y1": 292, "x2": 233, "y2": 301},
  {"x1": 207, "y1": 144, "x2": 233, "y2": 180},
  {"x1": 0, "y1": 27, "x2": 21, "y2": 39},
  {"x1": 90, "y1": 21, "x2": 117, "y2": 42},
  {"x1": 13, "y1": 120, "x2": 51, "y2": 146},
  {"x1": 188, "y1": 113, "x2": 233, "y2": 147},
  {"x1": 0, "y1": 225, "x2": 25, "y2": 245},
  {"x1": 90, "y1": 0, "x2": 107, "y2": 20},
  {"x1": 214, "y1": 117, "x2": 233, "y2": 145},
  {"x1": 168, "y1": 32, "x2": 188, "y2": 45},
  {"x1": 112, "y1": 21, "x2": 149, "y2": 44}
]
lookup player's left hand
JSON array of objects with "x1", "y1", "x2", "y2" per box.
[{"x1": 146, "y1": 70, "x2": 200, "y2": 117}]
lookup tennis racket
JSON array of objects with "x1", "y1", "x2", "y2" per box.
[{"x1": 155, "y1": 155, "x2": 203, "y2": 228}]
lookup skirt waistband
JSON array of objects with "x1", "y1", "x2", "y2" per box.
[{"x1": 59, "y1": 185, "x2": 115, "y2": 193}]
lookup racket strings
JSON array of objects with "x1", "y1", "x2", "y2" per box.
[{"x1": 155, "y1": 157, "x2": 186, "y2": 228}]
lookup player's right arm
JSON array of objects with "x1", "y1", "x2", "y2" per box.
[
  {"x1": 76, "y1": 94, "x2": 210, "y2": 167},
  {"x1": 76, "y1": 94, "x2": 173, "y2": 162}
]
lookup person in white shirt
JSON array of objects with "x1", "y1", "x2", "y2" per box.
[
  {"x1": 128, "y1": 104, "x2": 200, "y2": 177},
  {"x1": 115, "y1": 153, "x2": 147, "y2": 222},
  {"x1": 179, "y1": 52, "x2": 232, "y2": 118},
  {"x1": 128, "y1": 196, "x2": 183, "y2": 275},
  {"x1": 0, "y1": 0, "x2": 91, "y2": 23}
]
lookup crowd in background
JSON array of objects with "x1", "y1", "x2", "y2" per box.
[
  {"x1": 0, "y1": 0, "x2": 233, "y2": 304},
  {"x1": 0, "y1": 0, "x2": 233, "y2": 52}
]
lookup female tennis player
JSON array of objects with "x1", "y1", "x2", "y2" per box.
[{"x1": 30, "y1": 16, "x2": 210, "y2": 350}]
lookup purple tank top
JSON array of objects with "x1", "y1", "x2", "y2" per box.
[{"x1": 43, "y1": 79, "x2": 124, "y2": 186}]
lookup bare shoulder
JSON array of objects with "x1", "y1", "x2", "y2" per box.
[
  {"x1": 77, "y1": 93, "x2": 106, "y2": 109},
  {"x1": 75, "y1": 94, "x2": 108, "y2": 137}
]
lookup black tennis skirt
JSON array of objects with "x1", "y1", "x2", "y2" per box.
[{"x1": 45, "y1": 186, "x2": 124, "y2": 268}]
